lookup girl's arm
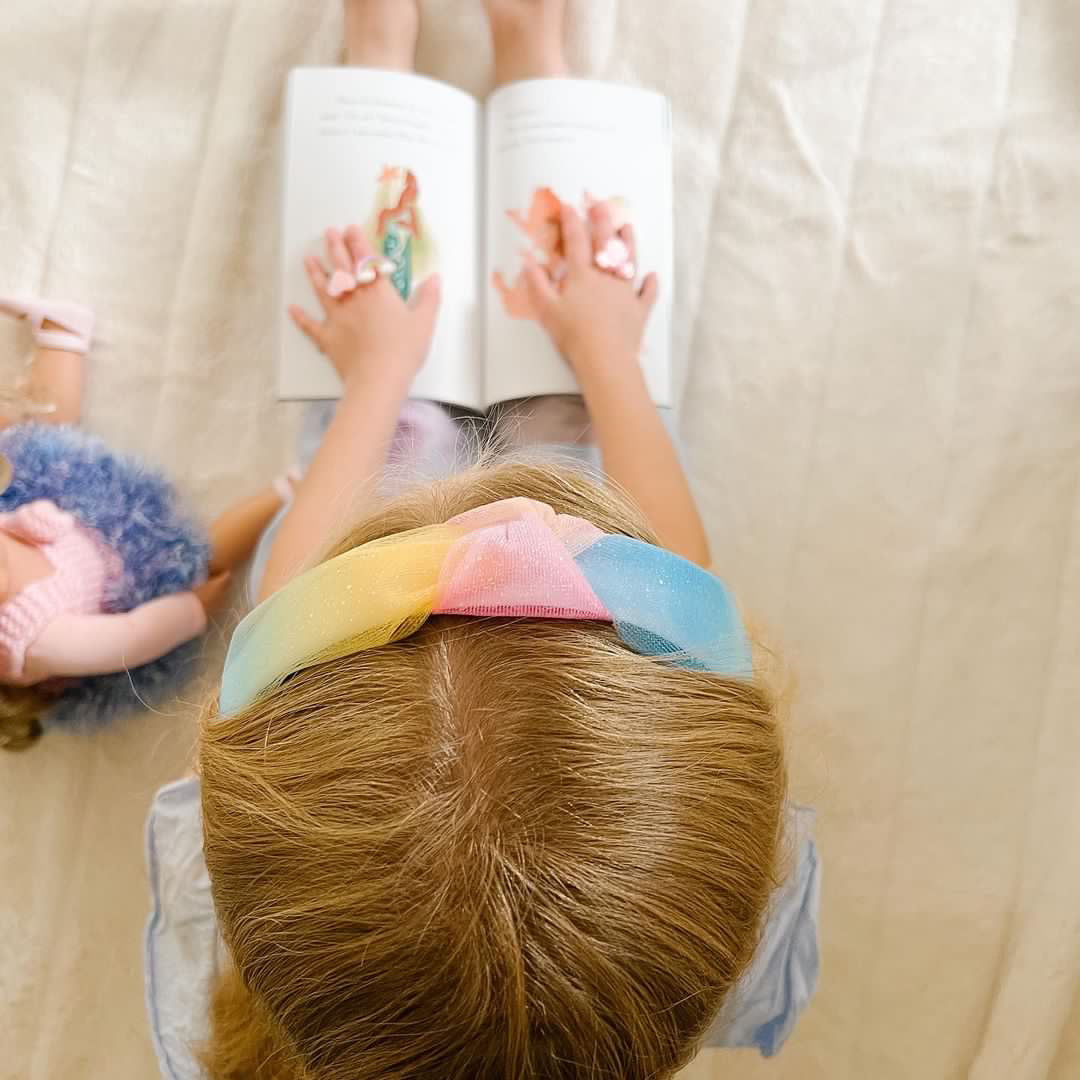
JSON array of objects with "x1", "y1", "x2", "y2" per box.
[
  {"x1": 572, "y1": 361, "x2": 708, "y2": 566},
  {"x1": 257, "y1": 379, "x2": 411, "y2": 601},
  {"x1": 260, "y1": 226, "x2": 441, "y2": 601},
  {"x1": 522, "y1": 204, "x2": 710, "y2": 565}
]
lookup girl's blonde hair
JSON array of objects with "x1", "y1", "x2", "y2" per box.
[{"x1": 199, "y1": 462, "x2": 785, "y2": 1080}]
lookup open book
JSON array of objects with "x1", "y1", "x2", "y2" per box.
[{"x1": 279, "y1": 69, "x2": 673, "y2": 410}]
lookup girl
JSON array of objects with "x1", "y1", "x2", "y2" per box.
[
  {"x1": 145, "y1": 1, "x2": 820, "y2": 1077},
  {"x1": 0, "y1": 296, "x2": 287, "y2": 749}
]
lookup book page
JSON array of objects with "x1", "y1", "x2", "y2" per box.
[
  {"x1": 484, "y1": 79, "x2": 673, "y2": 408},
  {"x1": 280, "y1": 68, "x2": 481, "y2": 407}
]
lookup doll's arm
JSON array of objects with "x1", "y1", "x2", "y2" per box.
[
  {"x1": 25, "y1": 593, "x2": 207, "y2": 679},
  {"x1": 0, "y1": 500, "x2": 75, "y2": 543}
]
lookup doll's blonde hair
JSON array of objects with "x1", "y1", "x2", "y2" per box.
[
  {"x1": 0, "y1": 687, "x2": 47, "y2": 751},
  {"x1": 198, "y1": 462, "x2": 785, "y2": 1080}
]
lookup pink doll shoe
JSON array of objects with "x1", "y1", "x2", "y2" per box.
[{"x1": 0, "y1": 295, "x2": 95, "y2": 354}]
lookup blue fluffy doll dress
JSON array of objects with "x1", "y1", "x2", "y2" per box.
[{"x1": 0, "y1": 423, "x2": 211, "y2": 732}]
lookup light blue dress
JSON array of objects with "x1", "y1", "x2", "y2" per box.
[{"x1": 144, "y1": 776, "x2": 819, "y2": 1079}]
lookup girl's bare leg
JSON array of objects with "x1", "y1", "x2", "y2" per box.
[
  {"x1": 344, "y1": 0, "x2": 419, "y2": 70},
  {"x1": 207, "y1": 489, "x2": 285, "y2": 575},
  {"x1": 486, "y1": 0, "x2": 569, "y2": 87},
  {"x1": 24, "y1": 323, "x2": 84, "y2": 426}
]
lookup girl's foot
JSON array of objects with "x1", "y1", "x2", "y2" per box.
[
  {"x1": 344, "y1": 0, "x2": 420, "y2": 71},
  {"x1": 485, "y1": 0, "x2": 569, "y2": 87}
]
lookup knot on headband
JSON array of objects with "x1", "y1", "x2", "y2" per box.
[{"x1": 219, "y1": 498, "x2": 751, "y2": 715}]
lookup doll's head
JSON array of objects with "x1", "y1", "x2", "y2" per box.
[{"x1": 198, "y1": 462, "x2": 785, "y2": 1080}]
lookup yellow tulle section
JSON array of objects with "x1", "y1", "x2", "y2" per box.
[{"x1": 220, "y1": 525, "x2": 462, "y2": 714}]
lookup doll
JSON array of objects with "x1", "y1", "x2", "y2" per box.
[{"x1": 0, "y1": 294, "x2": 285, "y2": 749}]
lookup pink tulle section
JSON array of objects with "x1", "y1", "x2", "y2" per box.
[
  {"x1": 436, "y1": 500, "x2": 610, "y2": 620},
  {"x1": 448, "y1": 498, "x2": 604, "y2": 554}
]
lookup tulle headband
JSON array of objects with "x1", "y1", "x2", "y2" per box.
[{"x1": 219, "y1": 498, "x2": 751, "y2": 715}]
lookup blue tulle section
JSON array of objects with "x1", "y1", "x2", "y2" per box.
[
  {"x1": 0, "y1": 424, "x2": 211, "y2": 732},
  {"x1": 574, "y1": 536, "x2": 752, "y2": 676}
]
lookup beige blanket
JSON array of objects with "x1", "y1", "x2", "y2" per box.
[{"x1": 2, "y1": 1, "x2": 1078, "y2": 1077}]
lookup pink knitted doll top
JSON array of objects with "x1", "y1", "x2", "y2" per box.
[
  {"x1": 0, "y1": 494, "x2": 207, "y2": 695},
  {"x1": 0, "y1": 500, "x2": 122, "y2": 679},
  {"x1": 0, "y1": 498, "x2": 207, "y2": 685}
]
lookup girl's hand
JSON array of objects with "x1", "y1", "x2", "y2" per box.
[
  {"x1": 522, "y1": 202, "x2": 659, "y2": 383},
  {"x1": 192, "y1": 572, "x2": 232, "y2": 617},
  {"x1": 289, "y1": 226, "x2": 442, "y2": 393}
]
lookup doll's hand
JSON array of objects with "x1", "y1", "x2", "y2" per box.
[
  {"x1": 192, "y1": 571, "x2": 232, "y2": 617},
  {"x1": 289, "y1": 226, "x2": 442, "y2": 394},
  {"x1": 521, "y1": 202, "x2": 659, "y2": 385}
]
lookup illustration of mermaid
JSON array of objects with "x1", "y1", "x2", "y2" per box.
[{"x1": 369, "y1": 166, "x2": 432, "y2": 299}]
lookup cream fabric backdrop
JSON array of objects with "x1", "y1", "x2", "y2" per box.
[{"x1": 1, "y1": 2, "x2": 1078, "y2": 1078}]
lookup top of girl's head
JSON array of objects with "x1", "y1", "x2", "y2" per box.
[{"x1": 198, "y1": 463, "x2": 785, "y2": 1080}]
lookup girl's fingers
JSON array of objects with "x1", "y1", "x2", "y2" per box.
[
  {"x1": 638, "y1": 272, "x2": 660, "y2": 313},
  {"x1": 289, "y1": 305, "x2": 325, "y2": 349},
  {"x1": 326, "y1": 227, "x2": 353, "y2": 272},
  {"x1": 344, "y1": 224, "x2": 373, "y2": 264},
  {"x1": 409, "y1": 273, "x2": 443, "y2": 338},
  {"x1": 618, "y1": 223, "x2": 638, "y2": 266},
  {"x1": 560, "y1": 204, "x2": 592, "y2": 270},
  {"x1": 304, "y1": 256, "x2": 332, "y2": 314},
  {"x1": 192, "y1": 571, "x2": 233, "y2": 616},
  {"x1": 305, "y1": 254, "x2": 330, "y2": 288},
  {"x1": 589, "y1": 201, "x2": 616, "y2": 257},
  {"x1": 522, "y1": 255, "x2": 559, "y2": 316}
]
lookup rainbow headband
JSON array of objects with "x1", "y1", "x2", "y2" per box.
[{"x1": 220, "y1": 498, "x2": 751, "y2": 715}]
